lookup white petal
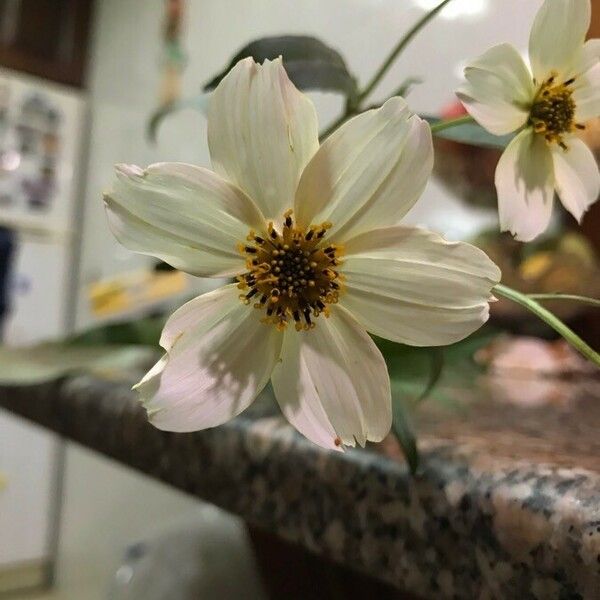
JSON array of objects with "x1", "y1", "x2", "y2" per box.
[
  {"x1": 271, "y1": 306, "x2": 392, "y2": 449},
  {"x1": 458, "y1": 43, "x2": 534, "y2": 135},
  {"x1": 495, "y1": 129, "x2": 555, "y2": 242},
  {"x1": 105, "y1": 163, "x2": 265, "y2": 277},
  {"x1": 136, "y1": 285, "x2": 282, "y2": 431},
  {"x1": 573, "y1": 61, "x2": 600, "y2": 121},
  {"x1": 208, "y1": 57, "x2": 319, "y2": 222},
  {"x1": 552, "y1": 137, "x2": 600, "y2": 222},
  {"x1": 340, "y1": 226, "x2": 500, "y2": 347},
  {"x1": 529, "y1": 0, "x2": 590, "y2": 82},
  {"x1": 295, "y1": 98, "x2": 432, "y2": 242},
  {"x1": 575, "y1": 38, "x2": 600, "y2": 74}
]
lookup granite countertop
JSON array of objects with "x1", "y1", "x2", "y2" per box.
[{"x1": 1, "y1": 369, "x2": 599, "y2": 600}]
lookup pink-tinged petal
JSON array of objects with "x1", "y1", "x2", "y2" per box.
[
  {"x1": 271, "y1": 306, "x2": 392, "y2": 449},
  {"x1": 341, "y1": 226, "x2": 500, "y2": 347},
  {"x1": 136, "y1": 285, "x2": 282, "y2": 432},
  {"x1": 552, "y1": 137, "x2": 600, "y2": 222},
  {"x1": 529, "y1": 0, "x2": 591, "y2": 82},
  {"x1": 458, "y1": 43, "x2": 534, "y2": 135},
  {"x1": 295, "y1": 97, "x2": 432, "y2": 242},
  {"x1": 105, "y1": 163, "x2": 265, "y2": 278},
  {"x1": 495, "y1": 129, "x2": 555, "y2": 242},
  {"x1": 208, "y1": 57, "x2": 319, "y2": 222}
]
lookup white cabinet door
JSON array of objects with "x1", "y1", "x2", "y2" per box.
[{"x1": 0, "y1": 409, "x2": 59, "y2": 592}]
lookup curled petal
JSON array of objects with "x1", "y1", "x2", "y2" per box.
[
  {"x1": 208, "y1": 57, "x2": 319, "y2": 222},
  {"x1": 341, "y1": 226, "x2": 501, "y2": 347},
  {"x1": 573, "y1": 58, "x2": 600, "y2": 122},
  {"x1": 457, "y1": 43, "x2": 533, "y2": 135},
  {"x1": 529, "y1": 0, "x2": 591, "y2": 82},
  {"x1": 105, "y1": 163, "x2": 264, "y2": 277},
  {"x1": 495, "y1": 129, "x2": 555, "y2": 242},
  {"x1": 272, "y1": 306, "x2": 392, "y2": 449},
  {"x1": 552, "y1": 137, "x2": 600, "y2": 222},
  {"x1": 295, "y1": 97, "x2": 432, "y2": 242},
  {"x1": 136, "y1": 285, "x2": 282, "y2": 431}
]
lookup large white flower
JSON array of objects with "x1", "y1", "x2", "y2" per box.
[
  {"x1": 104, "y1": 57, "x2": 500, "y2": 450},
  {"x1": 458, "y1": 0, "x2": 600, "y2": 242}
]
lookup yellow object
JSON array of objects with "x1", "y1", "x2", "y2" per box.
[
  {"x1": 519, "y1": 252, "x2": 553, "y2": 280},
  {"x1": 89, "y1": 270, "x2": 187, "y2": 317}
]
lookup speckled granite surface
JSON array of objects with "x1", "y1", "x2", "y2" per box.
[{"x1": 1, "y1": 372, "x2": 599, "y2": 600}]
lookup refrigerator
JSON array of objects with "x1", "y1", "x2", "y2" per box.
[{"x1": 0, "y1": 67, "x2": 87, "y2": 594}]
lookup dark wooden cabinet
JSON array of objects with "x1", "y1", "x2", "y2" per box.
[{"x1": 0, "y1": 0, "x2": 94, "y2": 88}]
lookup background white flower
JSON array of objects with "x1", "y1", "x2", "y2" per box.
[
  {"x1": 458, "y1": 0, "x2": 600, "y2": 242},
  {"x1": 105, "y1": 57, "x2": 500, "y2": 451}
]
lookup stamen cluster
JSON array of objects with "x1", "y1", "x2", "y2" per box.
[
  {"x1": 529, "y1": 73, "x2": 584, "y2": 149},
  {"x1": 237, "y1": 210, "x2": 343, "y2": 330}
]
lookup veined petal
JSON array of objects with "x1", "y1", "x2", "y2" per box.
[
  {"x1": 495, "y1": 129, "x2": 555, "y2": 242},
  {"x1": 529, "y1": 0, "x2": 591, "y2": 82},
  {"x1": 136, "y1": 285, "x2": 282, "y2": 431},
  {"x1": 208, "y1": 57, "x2": 319, "y2": 222},
  {"x1": 272, "y1": 306, "x2": 392, "y2": 449},
  {"x1": 105, "y1": 163, "x2": 265, "y2": 278},
  {"x1": 295, "y1": 97, "x2": 432, "y2": 242},
  {"x1": 457, "y1": 44, "x2": 534, "y2": 135},
  {"x1": 552, "y1": 137, "x2": 600, "y2": 222},
  {"x1": 341, "y1": 226, "x2": 500, "y2": 347}
]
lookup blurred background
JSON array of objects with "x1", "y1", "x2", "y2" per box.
[{"x1": 0, "y1": 0, "x2": 598, "y2": 598}]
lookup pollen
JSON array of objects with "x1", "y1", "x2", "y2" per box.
[
  {"x1": 529, "y1": 72, "x2": 584, "y2": 150},
  {"x1": 236, "y1": 209, "x2": 344, "y2": 331}
]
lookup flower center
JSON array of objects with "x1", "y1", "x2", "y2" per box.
[
  {"x1": 529, "y1": 73, "x2": 584, "y2": 149},
  {"x1": 237, "y1": 210, "x2": 343, "y2": 331}
]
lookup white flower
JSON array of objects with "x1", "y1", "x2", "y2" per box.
[
  {"x1": 458, "y1": 0, "x2": 600, "y2": 242},
  {"x1": 104, "y1": 58, "x2": 500, "y2": 450}
]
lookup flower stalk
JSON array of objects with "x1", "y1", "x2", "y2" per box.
[
  {"x1": 493, "y1": 284, "x2": 600, "y2": 367},
  {"x1": 429, "y1": 114, "x2": 475, "y2": 133},
  {"x1": 357, "y1": 0, "x2": 455, "y2": 105}
]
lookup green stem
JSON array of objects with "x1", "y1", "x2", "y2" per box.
[
  {"x1": 494, "y1": 284, "x2": 600, "y2": 367},
  {"x1": 430, "y1": 114, "x2": 474, "y2": 133},
  {"x1": 357, "y1": 0, "x2": 454, "y2": 105},
  {"x1": 526, "y1": 293, "x2": 600, "y2": 308},
  {"x1": 320, "y1": 98, "x2": 474, "y2": 142}
]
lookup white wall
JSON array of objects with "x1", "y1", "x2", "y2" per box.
[{"x1": 76, "y1": 0, "x2": 543, "y2": 329}]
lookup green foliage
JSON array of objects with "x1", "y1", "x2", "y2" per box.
[
  {"x1": 203, "y1": 35, "x2": 359, "y2": 101},
  {"x1": 68, "y1": 315, "x2": 166, "y2": 347},
  {"x1": 391, "y1": 400, "x2": 419, "y2": 475},
  {"x1": 0, "y1": 343, "x2": 156, "y2": 385},
  {"x1": 147, "y1": 95, "x2": 210, "y2": 143},
  {"x1": 376, "y1": 325, "x2": 500, "y2": 472},
  {"x1": 0, "y1": 316, "x2": 166, "y2": 385},
  {"x1": 147, "y1": 35, "x2": 359, "y2": 142},
  {"x1": 426, "y1": 115, "x2": 513, "y2": 149}
]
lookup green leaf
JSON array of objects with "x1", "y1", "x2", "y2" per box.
[
  {"x1": 391, "y1": 399, "x2": 419, "y2": 474},
  {"x1": 0, "y1": 343, "x2": 157, "y2": 385},
  {"x1": 147, "y1": 95, "x2": 210, "y2": 143},
  {"x1": 376, "y1": 325, "x2": 499, "y2": 405},
  {"x1": 68, "y1": 315, "x2": 166, "y2": 347},
  {"x1": 391, "y1": 76, "x2": 422, "y2": 99},
  {"x1": 418, "y1": 347, "x2": 444, "y2": 402},
  {"x1": 203, "y1": 35, "x2": 358, "y2": 101},
  {"x1": 426, "y1": 115, "x2": 513, "y2": 149}
]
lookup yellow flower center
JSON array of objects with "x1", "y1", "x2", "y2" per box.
[
  {"x1": 237, "y1": 210, "x2": 344, "y2": 331},
  {"x1": 529, "y1": 73, "x2": 585, "y2": 149}
]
